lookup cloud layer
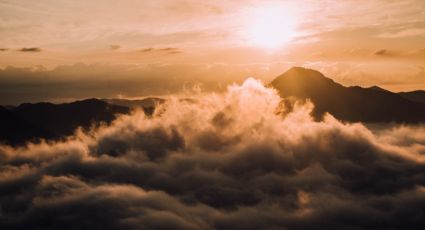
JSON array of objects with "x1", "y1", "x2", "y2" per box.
[{"x1": 1, "y1": 79, "x2": 425, "y2": 229}]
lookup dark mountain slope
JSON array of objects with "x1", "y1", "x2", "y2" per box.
[
  {"x1": 102, "y1": 97, "x2": 166, "y2": 108},
  {"x1": 102, "y1": 97, "x2": 165, "y2": 116},
  {"x1": 13, "y1": 98, "x2": 129, "y2": 137},
  {"x1": 271, "y1": 67, "x2": 425, "y2": 123},
  {"x1": 368, "y1": 86, "x2": 391, "y2": 93},
  {"x1": 399, "y1": 91, "x2": 425, "y2": 105},
  {"x1": 0, "y1": 99, "x2": 130, "y2": 145},
  {"x1": 0, "y1": 106, "x2": 52, "y2": 145}
]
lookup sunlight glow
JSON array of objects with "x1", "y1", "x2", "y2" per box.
[{"x1": 244, "y1": 5, "x2": 297, "y2": 50}]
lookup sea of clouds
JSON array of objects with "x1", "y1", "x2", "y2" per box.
[{"x1": 1, "y1": 79, "x2": 425, "y2": 229}]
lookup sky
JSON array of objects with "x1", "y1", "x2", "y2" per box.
[{"x1": 0, "y1": 0, "x2": 425, "y2": 103}]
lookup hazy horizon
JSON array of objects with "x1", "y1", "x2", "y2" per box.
[
  {"x1": 1, "y1": 63, "x2": 424, "y2": 105},
  {"x1": 1, "y1": 0, "x2": 425, "y2": 105}
]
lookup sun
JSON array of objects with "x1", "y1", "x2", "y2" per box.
[{"x1": 244, "y1": 5, "x2": 297, "y2": 49}]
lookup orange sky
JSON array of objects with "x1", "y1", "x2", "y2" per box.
[{"x1": 0, "y1": 0, "x2": 424, "y2": 92}]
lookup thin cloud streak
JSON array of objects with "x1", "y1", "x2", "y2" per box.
[{"x1": 18, "y1": 47, "x2": 42, "y2": 52}]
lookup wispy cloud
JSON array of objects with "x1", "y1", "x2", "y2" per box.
[
  {"x1": 374, "y1": 49, "x2": 393, "y2": 56},
  {"x1": 376, "y1": 28, "x2": 425, "y2": 38},
  {"x1": 18, "y1": 47, "x2": 42, "y2": 52},
  {"x1": 140, "y1": 47, "x2": 181, "y2": 54},
  {"x1": 109, "y1": 45, "x2": 121, "y2": 50}
]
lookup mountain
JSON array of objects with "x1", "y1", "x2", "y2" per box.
[
  {"x1": 271, "y1": 67, "x2": 425, "y2": 123},
  {"x1": 399, "y1": 91, "x2": 425, "y2": 105},
  {"x1": 0, "y1": 99, "x2": 129, "y2": 145},
  {"x1": 102, "y1": 97, "x2": 165, "y2": 108},
  {"x1": 102, "y1": 97, "x2": 165, "y2": 115},
  {"x1": 0, "y1": 105, "x2": 52, "y2": 145},
  {"x1": 367, "y1": 85, "x2": 390, "y2": 93},
  {"x1": 13, "y1": 98, "x2": 130, "y2": 137}
]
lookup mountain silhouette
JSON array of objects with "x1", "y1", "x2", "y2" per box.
[
  {"x1": 102, "y1": 97, "x2": 166, "y2": 108},
  {"x1": 399, "y1": 90, "x2": 425, "y2": 105},
  {"x1": 367, "y1": 85, "x2": 391, "y2": 93},
  {"x1": 0, "y1": 105, "x2": 52, "y2": 145},
  {"x1": 102, "y1": 97, "x2": 166, "y2": 116},
  {"x1": 271, "y1": 67, "x2": 425, "y2": 122},
  {"x1": 0, "y1": 99, "x2": 129, "y2": 145}
]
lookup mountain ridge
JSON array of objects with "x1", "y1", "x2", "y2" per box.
[
  {"x1": 399, "y1": 90, "x2": 425, "y2": 104},
  {"x1": 0, "y1": 98, "x2": 129, "y2": 145},
  {"x1": 271, "y1": 67, "x2": 425, "y2": 122}
]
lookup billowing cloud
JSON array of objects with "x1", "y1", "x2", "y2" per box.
[{"x1": 1, "y1": 79, "x2": 425, "y2": 229}]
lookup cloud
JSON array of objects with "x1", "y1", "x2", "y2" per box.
[
  {"x1": 140, "y1": 48, "x2": 154, "y2": 52},
  {"x1": 18, "y1": 47, "x2": 42, "y2": 52},
  {"x1": 110, "y1": 45, "x2": 121, "y2": 50},
  {"x1": 1, "y1": 79, "x2": 425, "y2": 229},
  {"x1": 377, "y1": 28, "x2": 425, "y2": 38},
  {"x1": 374, "y1": 49, "x2": 392, "y2": 56},
  {"x1": 160, "y1": 47, "x2": 182, "y2": 54},
  {"x1": 140, "y1": 47, "x2": 181, "y2": 54},
  {"x1": 370, "y1": 49, "x2": 425, "y2": 60}
]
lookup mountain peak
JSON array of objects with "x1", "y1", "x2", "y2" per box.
[
  {"x1": 270, "y1": 67, "x2": 340, "y2": 100},
  {"x1": 270, "y1": 67, "x2": 425, "y2": 122},
  {"x1": 283, "y1": 66, "x2": 325, "y2": 77},
  {"x1": 271, "y1": 67, "x2": 337, "y2": 88},
  {"x1": 368, "y1": 85, "x2": 389, "y2": 93}
]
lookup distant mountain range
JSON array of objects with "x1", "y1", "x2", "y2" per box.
[
  {"x1": 0, "y1": 99, "x2": 129, "y2": 145},
  {"x1": 101, "y1": 97, "x2": 166, "y2": 116},
  {"x1": 1, "y1": 67, "x2": 425, "y2": 145}
]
